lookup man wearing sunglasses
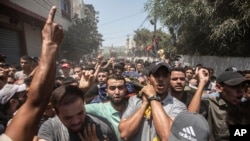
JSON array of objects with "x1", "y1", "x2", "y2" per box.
[{"x1": 85, "y1": 74, "x2": 127, "y2": 141}]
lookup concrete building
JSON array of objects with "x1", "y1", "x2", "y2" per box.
[
  {"x1": 72, "y1": 0, "x2": 95, "y2": 20},
  {"x1": 0, "y1": 0, "x2": 72, "y2": 64},
  {"x1": 72, "y1": 0, "x2": 85, "y2": 19}
]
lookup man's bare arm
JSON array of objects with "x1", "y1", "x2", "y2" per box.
[
  {"x1": 4, "y1": 6, "x2": 63, "y2": 141},
  {"x1": 188, "y1": 68, "x2": 209, "y2": 112}
]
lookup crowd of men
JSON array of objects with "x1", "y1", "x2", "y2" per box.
[{"x1": 0, "y1": 6, "x2": 250, "y2": 141}]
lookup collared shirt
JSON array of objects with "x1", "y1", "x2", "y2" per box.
[
  {"x1": 85, "y1": 101, "x2": 126, "y2": 141},
  {"x1": 38, "y1": 114, "x2": 117, "y2": 141},
  {"x1": 200, "y1": 97, "x2": 229, "y2": 141},
  {"x1": 122, "y1": 94, "x2": 187, "y2": 141}
]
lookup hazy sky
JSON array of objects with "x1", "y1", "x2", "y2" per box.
[{"x1": 84, "y1": 0, "x2": 158, "y2": 47}]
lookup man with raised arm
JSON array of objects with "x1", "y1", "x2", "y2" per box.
[
  {"x1": 0, "y1": 6, "x2": 63, "y2": 141},
  {"x1": 119, "y1": 62, "x2": 187, "y2": 141}
]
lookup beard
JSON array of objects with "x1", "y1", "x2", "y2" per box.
[{"x1": 107, "y1": 96, "x2": 125, "y2": 106}]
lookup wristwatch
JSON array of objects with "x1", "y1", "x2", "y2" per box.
[{"x1": 148, "y1": 95, "x2": 161, "y2": 102}]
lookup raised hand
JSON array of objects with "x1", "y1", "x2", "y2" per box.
[
  {"x1": 79, "y1": 70, "x2": 95, "y2": 90},
  {"x1": 42, "y1": 6, "x2": 63, "y2": 45},
  {"x1": 197, "y1": 68, "x2": 209, "y2": 83}
]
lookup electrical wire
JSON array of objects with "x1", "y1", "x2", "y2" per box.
[{"x1": 99, "y1": 11, "x2": 144, "y2": 26}]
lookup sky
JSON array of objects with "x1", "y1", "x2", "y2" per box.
[{"x1": 84, "y1": 0, "x2": 162, "y2": 47}]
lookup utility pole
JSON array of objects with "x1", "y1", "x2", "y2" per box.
[
  {"x1": 154, "y1": 0, "x2": 157, "y2": 35},
  {"x1": 153, "y1": 0, "x2": 158, "y2": 59}
]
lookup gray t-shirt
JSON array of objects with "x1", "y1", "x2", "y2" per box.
[
  {"x1": 38, "y1": 114, "x2": 117, "y2": 141},
  {"x1": 122, "y1": 94, "x2": 187, "y2": 141}
]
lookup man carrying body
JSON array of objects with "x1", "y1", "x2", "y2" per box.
[
  {"x1": 189, "y1": 70, "x2": 249, "y2": 140},
  {"x1": 119, "y1": 62, "x2": 187, "y2": 141},
  {"x1": 38, "y1": 85, "x2": 117, "y2": 141},
  {"x1": 85, "y1": 74, "x2": 127, "y2": 141}
]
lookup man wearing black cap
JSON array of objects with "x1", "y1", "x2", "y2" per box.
[
  {"x1": 119, "y1": 61, "x2": 187, "y2": 141},
  {"x1": 190, "y1": 71, "x2": 250, "y2": 141}
]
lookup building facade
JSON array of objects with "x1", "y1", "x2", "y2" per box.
[{"x1": 0, "y1": 0, "x2": 72, "y2": 64}]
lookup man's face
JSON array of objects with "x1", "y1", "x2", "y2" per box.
[
  {"x1": 185, "y1": 69, "x2": 193, "y2": 80},
  {"x1": 20, "y1": 59, "x2": 32, "y2": 70},
  {"x1": 106, "y1": 79, "x2": 126, "y2": 106},
  {"x1": 15, "y1": 91, "x2": 28, "y2": 109},
  {"x1": 73, "y1": 67, "x2": 82, "y2": 77},
  {"x1": 170, "y1": 71, "x2": 186, "y2": 93},
  {"x1": 7, "y1": 76, "x2": 15, "y2": 84},
  {"x1": 149, "y1": 67, "x2": 169, "y2": 95},
  {"x1": 62, "y1": 67, "x2": 70, "y2": 74},
  {"x1": 136, "y1": 63, "x2": 143, "y2": 71},
  {"x1": 58, "y1": 98, "x2": 85, "y2": 132},
  {"x1": 98, "y1": 72, "x2": 108, "y2": 85},
  {"x1": 219, "y1": 83, "x2": 245, "y2": 105},
  {"x1": 8, "y1": 67, "x2": 17, "y2": 77},
  {"x1": 114, "y1": 69, "x2": 122, "y2": 75}
]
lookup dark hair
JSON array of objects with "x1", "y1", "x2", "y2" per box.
[
  {"x1": 185, "y1": 67, "x2": 194, "y2": 72},
  {"x1": 99, "y1": 68, "x2": 110, "y2": 75},
  {"x1": 50, "y1": 85, "x2": 84, "y2": 113},
  {"x1": 114, "y1": 64, "x2": 124, "y2": 71},
  {"x1": 170, "y1": 67, "x2": 186, "y2": 76},
  {"x1": 73, "y1": 64, "x2": 83, "y2": 70},
  {"x1": 106, "y1": 74, "x2": 126, "y2": 86},
  {"x1": 63, "y1": 77, "x2": 78, "y2": 85},
  {"x1": 20, "y1": 55, "x2": 33, "y2": 61}
]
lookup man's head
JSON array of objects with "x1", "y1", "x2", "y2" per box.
[
  {"x1": 97, "y1": 68, "x2": 110, "y2": 85},
  {"x1": 148, "y1": 62, "x2": 170, "y2": 95},
  {"x1": 216, "y1": 71, "x2": 250, "y2": 105},
  {"x1": 169, "y1": 67, "x2": 186, "y2": 94},
  {"x1": 73, "y1": 65, "x2": 83, "y2": 78},
  {"x1": 0, "y1": 84, "x2": 27, "y2": 115},
  {"x1": 106, "y1": 74, "x2": 127, "y2": 106},
  {"x1": 19, "y1": 55, "x2": 33, "y2": 71},
  {"x1": 136, "y1": 62, "x2": 144, "y2": 73},
  {"x1": 114, "y1": 64, "x2": 124, "y2": 75},
  {"x1": 51, "y1": 85, "x2": 85, "y2": 132},
  {"x1": 8, "y1": 65, "x2": 17, "y2": 77},
  {"x1": 129, "y1": 64, "x2": 136, "y2": 72},
  {"x1": 61, "y1": 63, "x2": 71, "y2": 76},
  {"x1": 7, "y1": 76, "x2": 16, "y2": 84},
  {"x1": 185, "y1": 67, "x2": 194, "y2": 81}
]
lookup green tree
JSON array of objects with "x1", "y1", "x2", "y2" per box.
[
  {"x1": 60, "y1": 12, "x2": 103, "y2": 62},
  {"x1": 144, "y1": 0, "x2": 250, "y2": 56},
  {"x1": 133, "y1": 28, "x2": 171, "y2": 56}
]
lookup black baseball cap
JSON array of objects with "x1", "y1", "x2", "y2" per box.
[
  {"x1": 148, "y1": 61, "x2": 170, "y2": 76},
  {"x1": 217, "y1": 71, "x2": 249, "y2": 86}
]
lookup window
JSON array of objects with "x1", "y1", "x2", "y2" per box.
[{"x1": 61, "y1": 0, "x2": 71, "y2": 19}]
